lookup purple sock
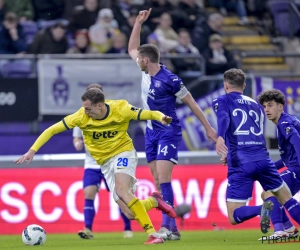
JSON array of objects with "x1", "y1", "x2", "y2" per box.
[
  {"x1": 283, "y1": 208, "x2": 294, "y2": 230},
  {"x1": 266, "y1": 197, "x2": 284, "y2": 232},
  {"x1": 284, "y1": 198, "x2": 300, "y2": 224},
  {"x1": 119, "y1": 208, "x2": 131, "y2": 231},
  {"x1": 160, "y1": 182, "x2": 174, "y2": 230},
  {"x1": 233, "y1": 205, "x2": 261, "y2": 224},
  {"x1": 84, "y1": 199, "x2": 95, "y2": 230}
]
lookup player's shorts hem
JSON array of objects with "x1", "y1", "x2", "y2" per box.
[
  {"x1": 227, "y1": 197, "x2": 252, "y2": 203},
  {"x1": 266, "y1": 182, "x2": 284, "y2": 193}
]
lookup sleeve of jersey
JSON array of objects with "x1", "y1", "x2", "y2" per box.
[
  {"x1": 274, "y1": 159, "x2": 285, "y2": 170},
  {"x1": 72, "y1": 126, "x2": 82, "y2": 138},
  {"x1": 212, "y1": 98, "x2": 229, "y2": 138},
  {"x1": 30, "y1": 121, "x2": 67, "y2": 152},
  {"x1": 138, "y1": 109, "x2": 164, "y2": 122}
]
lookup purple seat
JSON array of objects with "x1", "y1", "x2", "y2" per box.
[
  {"x1": 20, "y1": 21, "x2": 38, "y2": 44},
  {"x1": 37, "y1": 19, "x2": 69, "y2": 30},
  {"x1": 268, "y1": 0, "x2": 300, "y2": 36},
  {"x1": 2, "y1": 61, "x2": 32, "y2": 78}
]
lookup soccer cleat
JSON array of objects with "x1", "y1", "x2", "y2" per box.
[
  {"x1": 144, "y1": 233, "x2": 164, "y2": 244},
  {"x1": 157, "y1": 227, "x2": 172, "y2": 240},
  {"x1": 285, "y1": 227, "x2": 299, "y2": 238},
  {"x1": 169, "y1": 231, "x2": 181, "y2": 240},
  {"x1": 78, "y1": 228, "x2": 94, "y2": 239},
  {"x1": 260, "y1": 200, "x2": 274, "y2": 234},
  {"x1": 123, "y1": 230, "x2": 133, "y2": 238},
  {"x1": 150, "y1": 192, "x2": 177, "y2": 218},
  {"x1": 258, "y1": 231, "x2": 289, "y2": 241}
]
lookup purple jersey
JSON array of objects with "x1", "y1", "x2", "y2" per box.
[
  {"x1": 212, "y1": 92, "x2": 269, "y2": 167},
  {"x1": 277, "y1": 112, "x2": 300, "y2": 170},
  {"x1": 141, "y1": 65, "x2": 187, "y2": 132}
]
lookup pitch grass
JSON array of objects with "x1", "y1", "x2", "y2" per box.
[{"x1": 1, "y1": 230, "x2": 300, "y2": 250}]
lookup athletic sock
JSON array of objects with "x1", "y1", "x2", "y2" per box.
[
  {"x1": 284, "y1": 198, "x2": 300, "y2": 224},
  {"x1": 160, "y1": 182, "x2": 174, "y2": 230},
  {"x1": 233, "y1": 205, "x2": 261, "y2": 224},
  {"x1": 265, "y1": 197, "x2": 284, "y2": 232},
  {"x1": 119, "y1": 207, "x2": 131, "y2": 231},
  {"x1": 84, "y1": 199, "x2": 95, "y2": 230},
  {"x1": 128, "y1": 197, "x2": 155, "y2": 234}
]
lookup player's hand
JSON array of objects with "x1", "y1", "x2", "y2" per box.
[
  {"x1": 206, "y1": 126, "x2": 218, "y2": 143},
  {"x1": 220, "y1": 155, "x2": 227, "y2": 166},
  {"x1": 216, "y1": 136, "x2": 228, "y2": 157},
  {"x1": 74, "y1": 140, "x2": 84, "y2": 151},
  {"x1": 14, "y1": 149, "x2": 36, "y2": 165},
  {"x1": 136, "y1": 8, "x2": 152, "y2": 24},
  {"x1": 162, "y1": 115, "x2": 172, "y2": 125}
]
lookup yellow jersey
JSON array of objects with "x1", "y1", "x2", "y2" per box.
[{"x1": 31, "y1": 100, "x2": 165, "y2": 165}]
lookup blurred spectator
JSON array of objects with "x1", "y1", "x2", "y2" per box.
[
  {"x1": 120, "y1": 8, "x2": 151, "y2": 45},
  {"x1": 202, "y1": 34, "x2": 237, "y2": 75},
  {"x1": 32, "y1": 0, "x2": 64, "y2": 21},
  {"x1": 106, "y1": 32, "x2": 128, "y2": 53},
  {"x1": 192, "y1": 13, "x2": 224, "y2": 53},
  {"x1": 148, "y1": 0, "x2": 174, "y2": 31},
  {"x1": 4, "y1": 0, "x2": 33, "y2": 21},
  {"x1": 212, "y1": 0, "x2": 250, "y2": 25},
  {"x1": 68, "y1": 0, "x2": 98, "y2": 35},
  {"x1": 154, "y1": 12, "x2": 178, "y2": 52},
  {"x1": 171, "y1": 28, "x2": 200, "y2": 74},
  {"x1": 0, "y1": 0, "x2": 6, "y2": 23},
  {"x1": 63, "y1": 0, "x2": 84, "y2": 20},
  {"x1": 110, "y1": 0, "x2": 131, "y2": 28},
  {"x1": 28, "y1": 22, "x2": 68, "y2": 54},
  {"x1": 172, "y1": 0, "x2": 207, "y2": 30},
  {"x1": 89, "y1": 8, "x2": 119, "y2": 53},
  {"x1": 67, "y1": 29, "x2": 98, "y2": 54},
  {"x1": 0, "y1": 12, "x2": 27, "y2": 54}
]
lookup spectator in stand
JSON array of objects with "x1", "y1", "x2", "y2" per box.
[
  {"x1": 89, "y1": 8, "x2": 119, "y2": 53},
  {"x1": 171, "y1": 28, "x2": 200, "y2": 74},
  {"x1": 213, "y1": 0, "x2": 250, "y2": 25},
  {"x1": 32, "y1": 0, "x2": 64, "y2": 21},
  {"x1": 153, "y1": 12, "x2": 178, "y2": 53},
  {"x1": 67, "y1": 29, "x2": 98, "y2": 54},
  {"x1": 28, "y1": 22, "x2": 68, "y2": 54},
  {"x1": 0, "y1": 0, "x2": 6, "y2": 24},
  {"x1": 106, "y1": 32, "x2": 128, "y2": 54},
  {"x1": 0, "y1": 12, "x2": 27, "y2": 54},
  {"x1": 192, "y1": 12, "x2": 224, "y2": 53},
  {"x1": 4, "y1": 0, "x2": 33, "y2": 21},
  {"x1": 172, "y1": 0, "x2": 207, "y2": 30},
  {"x1": 202, "y1": 34, "x2": 237, "y2": 76},
  {"x1": 202, "y1": 34, "x2": 237, "y2": 93},
  {"x1": 120, "y1": 8, "x2": 151, "y2": 45},
  {"x1": 68, "y1": 0, "x2": 99, "y2": 35},
  {"x1": 147, "y1": 0, "x2": 174, "y2": 31},
  {"x1": 63, "y1": 0, "x2": 84, "y2": 21}
]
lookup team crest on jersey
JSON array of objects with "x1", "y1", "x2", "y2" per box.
[
  {"x1": 154, "y1": 80, "x2": 161, "y2": 88},
  {"x1": 130, "y1": 106, "x2": 139, "y2": 112},
  {"x1": 214, "y1": 103, "x2": 219, "y2": 112},
  {"x1": 285, "y1": 127, "x2": 291, "y2": 134}
]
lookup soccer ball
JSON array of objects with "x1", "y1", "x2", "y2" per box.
[{"x1": 22, "y1": 224, "x2": 47, "y2": 246}]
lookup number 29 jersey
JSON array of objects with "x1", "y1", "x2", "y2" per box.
[{"x1": 212, "y1": 92, "x2": 269, "y2": 167}]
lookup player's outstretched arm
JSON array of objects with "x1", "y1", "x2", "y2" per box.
[
  {"x1": 181, "y1": 92, "x2": 218, "y2": 142},
  {"x1": 14, "y1": 121, "x2": 67, "y2": 165},
  {"x1": 128, "y1": 8, "x2": 152, "y2": 61}
]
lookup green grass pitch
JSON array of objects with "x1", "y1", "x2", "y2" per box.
[{"x1": 1, "y1": 230, "x2": 300, "y2": 250}]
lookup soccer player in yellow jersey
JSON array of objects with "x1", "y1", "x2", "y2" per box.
[{"x1": 14, "y1": 87, "x2": 177, "y2": 244}]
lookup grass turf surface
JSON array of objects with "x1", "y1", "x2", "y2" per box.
[{"x1": 1, "y1": 230, "x2": 300, "y2": 249}]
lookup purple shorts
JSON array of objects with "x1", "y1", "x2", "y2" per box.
[
  {"x1": 227, "y1": 158, "x2": 283, "y2": 202},
  {"x1": 280, "y1": 168, "x2": 300, "y2": 196},
  {"x1": 145, "y1": 128, "x2": 182, "y2": 164},
  {"x1": 83, "y1": 169, "x2": 109, "y2": 191}
]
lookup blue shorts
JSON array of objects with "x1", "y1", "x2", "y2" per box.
[
  {"x1": 280, "y1": 168, "x2": 300, "y2": 196},
  {"x1": 83, "y1": 169, "x2": 109, "y2": 191},
  {"x1": 145, "y1": 128, "x2": 182, "y2": 164},
  {"x1": 227, "y1": 158, "x2": 283, "y2": 202}
]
